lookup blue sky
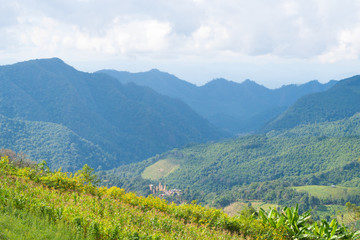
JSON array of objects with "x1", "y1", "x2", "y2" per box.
[{"x1": 1, "y1": 0, "x2": 360, "y2": 88}]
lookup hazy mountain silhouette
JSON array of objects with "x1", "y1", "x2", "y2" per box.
[
  {"x1": 263, "y1": 75, "x2": 360, "y2": 131},
  {"x1": 99, "y1": 69, "x2": 336, "y2": 133},
  {"x1": 0, "y1": 58, "x2": 226, "y2": 170}
]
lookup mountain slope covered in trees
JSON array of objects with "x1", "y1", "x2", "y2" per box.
[
  {"x1": 263, "y1": 75, "x2": 360, "y2": 131},
  {"x1": 0, "y1": 58, "x2": 226, "y2": 170},
  {"x1": 104, "y1": 113, "x2": 360, "y2": 211},
  {"x1": 0, "y1": 114, "x2": 113, "y2": 170},
  {"x1": 99, "y1": 69, "x2": 336, "y2": 133}
]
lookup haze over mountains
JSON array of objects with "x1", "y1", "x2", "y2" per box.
[
  {"x1": 263, "y1": 75, "x2": 360, "y2": 131},
  {"x1": 0, "y1": 58, "x2": 225, "y2": 170},
  {"x1": 98, "y1": 69, "x2": 337, "y2": 133},
  {"x1": 0, "y1": 57, "x2": 356, "y2": 175},
  {"x1": 2, "y1": 57, "x2": 360, "y2": 226},
  {"x1": 105, "y1": 73, "x2": 360, "y2": 213},
  {"x1": 97, "y1": 68, "x2": 360, "y2": 217}
]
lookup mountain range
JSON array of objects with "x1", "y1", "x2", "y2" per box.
[
  {"x1": 103, "y1": 73, "x2": 360, "y2": 213},
  {"x1": 0, "y1": 57, "x2": 358, "y2": 177},
  {"x1": 105, "y1": 112, "x2": 360, "y2": 210},
  {"x1": 98, "y1": 69, "x2": 337, "y2": 133},
  {"x1": 263, "y1": 75, "x2": 360, "y2": 131},
  {"x1": 0, "y1": 58, "x2": 226, "y2": 170},
  {"x1": 2, "y1": 57, "x2": 360, "y2": 223}
]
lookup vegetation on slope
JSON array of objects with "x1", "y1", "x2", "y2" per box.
[
  {"x1": 0, "y1": 114, "x2": 111, "y2": 171},
  {"x1": 0, "y1": 155, "x2": 288, "y2": 239},
  {"x1": 0, "y1": 58, "x2": 227, "y2": 170},
  {"x1": 104, "y1": 113, "x2": 360, "y2": 215},
  {"x1": 99, "y1": 69, "x2": 336, "y2": 133},
  {"x1": 0, "y1": 209, "x2": 87, "y2": 240},
  {"x1": 263, "y1": 75, "x2": 360, "y2": 132},
  {"x1": 2, "y1": 155, "x2": 359, "y2": 239}
]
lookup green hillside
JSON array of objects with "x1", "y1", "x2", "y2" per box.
[
  {"x1": 0, "y1": 58, "x2": 227, "y2": 170},
  {"x1": 105, "y1": 113, "x2": 360, "y2": 211},
  {"x1": 1, "y1": 154, "x2": 359, "y2": 239},
  {"x1": 263, "y1": 75, "x2": 360, "y2": 132},
  {"x1": 141, "y1": 158, "x2": 180, "y2": 180},
  {"x1": 0, "y1": 155, "x2": 288, "y2": 240},
  {"x1": 0, "y1": 114, "x2": 112, "y2": 171},
  {"x1": 293, "y1": 185, "x2": 360, "y2": 200}
]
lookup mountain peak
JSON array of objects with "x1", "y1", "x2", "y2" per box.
[
  {"x1": 17, "y1": 57, "x2": 66, "y2": 66},
  {"x1": 241, "y1": 79, "x2": 260, "y2": 86},
  {"x1": 12, "y1": 57, "x2": 77, "y2": 74},
  {"x1": 204, "y1": 78, "x2": 231, "y2": 86},
  {"x1": 149, "y1": 68, "x2": 161, "y2": 72}
]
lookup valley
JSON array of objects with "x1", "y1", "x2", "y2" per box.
[{"x1": 1, "y1": 58, "x2": 360, "y2": 238}]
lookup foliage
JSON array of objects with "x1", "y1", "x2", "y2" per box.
[
  {"x1": 0, "y1": 155, "x2": 288, "y2": 239},
  {"x1": 2, "y1": 155, "x2": 360, "y2": 239},
  {"x1": 259, "y1": 205, "x2": 360, "y2": 239},
  {"x1": 106, "y1": 114, "x2": 360, "y2": 211},
  {"x1": 0, "y1": 208, "x2": 88, "y2": 240},
  {"x1": 99, "y1": 69, "x2": 336, "y2": 133},
  {"x1": 0, "y1": 58, "x2": 227, "y2": 171},
  {"x1": 263, "y1": 75, "x2": 360, "y2": 131}
]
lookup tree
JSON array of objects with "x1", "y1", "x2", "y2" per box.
[{"x1": 75, "y1": 164, "x2": 99, "y2": 185}]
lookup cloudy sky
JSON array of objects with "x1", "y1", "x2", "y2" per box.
[{"x1": 1, "y1": 0, "x2": 360, "y2": 87}]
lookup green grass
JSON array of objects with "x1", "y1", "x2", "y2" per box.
[
  {"x1": 0, "y1": 209, "x2": 86, "y2": 240},
  {"x1": 293, "y1": 185, "x2": 360, "y2": 199},
  {"x1": 223, "y1": 201, "x2": 279, "y2": 216},
  {"x1": 141, "y1": 158, "x2": 180, "y2": 180}
]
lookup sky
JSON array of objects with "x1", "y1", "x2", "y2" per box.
[{"x1": 1, "y1": 0, "x2": 360, "y2": 88}]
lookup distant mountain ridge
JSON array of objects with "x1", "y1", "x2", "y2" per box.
[
  {"x1": 0, "y1": 58, "x2": 226, "y2": 170},
  {"x1": 263, "y1": 75, "x2": 360, "y2": 131},
  {"x1": 98, "y1": 69, "x2": 337, "y2": 133}
]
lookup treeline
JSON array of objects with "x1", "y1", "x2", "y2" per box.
[{"x1": 106, "y1": 134, "x2": 360, "y2": 204}]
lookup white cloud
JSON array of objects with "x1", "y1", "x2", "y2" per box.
[
  {"x1": 2, "y1": 0, "x2": 360, "y2": 86},
  {"x1": 3, "y1": 0, "x2": 360, "y2": 60},
  {"x1": 319, "y1": 26, "x2": 360, "y2": 63}
]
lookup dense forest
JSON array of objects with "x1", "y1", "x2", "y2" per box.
[
  {"x1": 103, "y1": 113, "x2": 360, "y2": 221},
  {"x1": 263, "y1": 75, "x2": 360, "y2": 131},
  {"x1": 0, "y1": 58, "x2": 227, "y2": 171}
]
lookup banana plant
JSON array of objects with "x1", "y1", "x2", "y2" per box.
[
  {"x1": 282, "y1": 204, "x2": 312, "y2": 239},
  {"x1": 259, "y1": 204, "x2": 311, "y2": 239},
  {"x1": 309, "y1": 219, "x2": 360, "y2": 240}
]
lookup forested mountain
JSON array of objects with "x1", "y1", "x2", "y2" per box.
[
  {"x1": 263, "y1": 75, "x2": 360, "y2": 132},
  {"x1": 104, "y1": 113, "x2": 360, "y2": 209},
  {"x1": 98, "y1": 69, "x2": 336, "y2": 133},
  {"x1": 0, "y1": 114, "x2": 112, "y2": 170},
  {"x1": 0, "y1": 58, "x2": 226, "y2": 170}
]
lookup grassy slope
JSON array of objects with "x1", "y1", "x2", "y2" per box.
[
  {"x1": 293, "y1": 185, "x2": 360, "y2": 200},
  {"x1": 141, "y1": 158, "x2": 180, "y2": 180},
  {"x1": 223, "y1": 201, "x2": 279, "y2": 216},
  {"x1": 0, "y1": 210, "x2": 86, "y2": 240},
  {"x1": 1, "y1": 157, "x2": 294, "y2": 240}
]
